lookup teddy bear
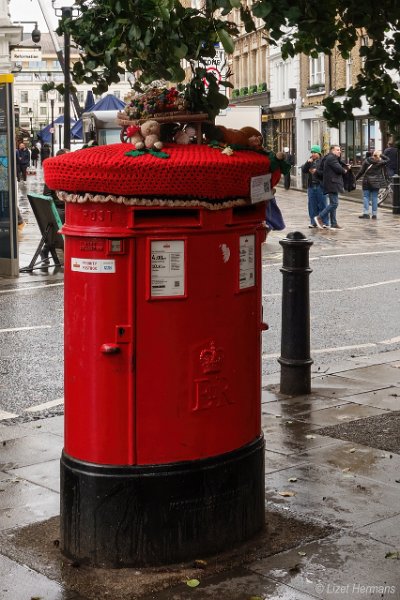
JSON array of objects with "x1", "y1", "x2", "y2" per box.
[
  {"x1": 126, "y1": 120, "x2": 163, "y2": 151},
  {"x1": 140, "y1": 119, "x2": 163, "y2": 151}
]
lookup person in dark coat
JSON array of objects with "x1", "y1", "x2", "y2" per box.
[
  {"x1": 41, "y1": 143, "x2": 51, "y2": 163},
  {"x1": 282, "y1": 146, "x2": 294, "y2": 189},
  {"x1": 383, "y1": 142, "x2": 397, "y2": 178},
  {"x1": 16, "y1": 142, "x2": 30, "y2": 182},
  {"x1": 314, "y1": 145, "x2": 349, "y2": 230},
  {"x1": 31, "y1": 144, "x2": 39, "y2": 168},
  {"x1": 355, "y1": 150, "x2": 389, "y2": 219},
  {"x1": 301, "y1": 145, "x2": 328, "y2": 228}
]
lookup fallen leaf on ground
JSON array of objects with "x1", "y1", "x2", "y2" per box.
[
  {"x1": 342, "y1": 467, "x2": 351, "y2": 472},
  {"x1": 278, "y1": 490, "x2": 296, "y2": 497},
  {"x1": 298, "y1": 551, "x2": 307, "y2": 556},
  {"x1": 186, "y1": 579, "x2": 200, "y2": 587},
  {"x1": 348, "y1": 448, "x2": 356, "y2": 453},
  {"x1": 288, "y1": 477, "x2": 297, "y2": 482},
  {"x1": 385, "y1": 551, "x2": 400, "y2": 560},
  {"x1": 305, "y1": 434, "x2": 316, "y2": 439}
]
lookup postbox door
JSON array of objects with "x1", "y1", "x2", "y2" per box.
[{"x1": 64, "y1": 236, "x2": 135, "y2": 465}]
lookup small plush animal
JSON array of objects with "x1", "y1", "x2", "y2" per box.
[
  {"x1": 126, "y1": 120, "x2": 163, "y2": 150},
  {"x1": 140, "y1": 119, "x2": 163, "y2": 150},
  {"x1": 202, "y1": 123, "x2": 263, "y2": 149}
]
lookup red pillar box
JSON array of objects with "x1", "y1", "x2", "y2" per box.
[{"x1": 44, "y1": 142, "x2": 281, "y2": 567}]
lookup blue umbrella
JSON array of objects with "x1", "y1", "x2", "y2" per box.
[
  {"x1": 84, "y1": 90, "x2": 95, "y2": 112},
  {"x1": 70, "y1": 94, "x2": 126, "y2": 140},
  {"x1": 37, "y1": 114, "x2": 76, "y2": 144}
]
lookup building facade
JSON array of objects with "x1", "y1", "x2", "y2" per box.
[{"x1": 12, "y1": 33, "x2": 132, "y2": 141}]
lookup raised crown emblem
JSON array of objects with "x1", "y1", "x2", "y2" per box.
[{"x1": 199, "y1": 340, "x2": 224, "y2": 374}]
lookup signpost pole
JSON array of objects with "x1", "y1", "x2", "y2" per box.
[{"x1": 0, "y1": 74, "x2": 19, "y2": 277}]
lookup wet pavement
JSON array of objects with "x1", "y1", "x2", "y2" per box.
[
  {"x1": 1, "y1": 177, "x2": 400, "y2": 597},
  {"x1": 1, "y1": 355, "x2": 400, "y2": 598}
]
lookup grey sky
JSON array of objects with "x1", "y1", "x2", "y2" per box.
[{"x1": 9, "y1": 0, "x2": 58, "y2": 31}]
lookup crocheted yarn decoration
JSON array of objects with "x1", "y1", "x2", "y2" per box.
[{"x1": 43, "y1": 143, "x2": 281, "y2": 200}]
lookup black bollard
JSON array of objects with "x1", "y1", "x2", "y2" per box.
[
  {"x1": 278, "y1": 231, "x2": 313, "y2": 395},
  {"x1": 392, "y1": 175, "x2": 400, "y2": 215}
]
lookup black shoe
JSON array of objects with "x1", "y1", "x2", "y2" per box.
[
  {"x1": 359, "y1": 214, "x2": 370, "y2": 219},
  {"x1": 331, "y1": 224, "x2": 344, "y2": 230},
  {"x1": 372, "y1": 215, "x2": 377, "y2": 219}
]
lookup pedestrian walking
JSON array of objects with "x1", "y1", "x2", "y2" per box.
[
  {"x1": 314, "y1": 145, "x2": 349, "y2": 230},
  {"x1": 383, "y1": 141, "x2": 397, "y2": 178},
  {"x1": 301, "y1": 145, "x2": 328, "y2": 228},
  {"x1": 41, "y1": 143, "x2": 51, "y2": 163},
  {"x1": 31, "y1": 144, "x2": 39, "y2": 168},
  {"x1": 355, "y1": 149, "x2": 389, "y2": 220},
  {"x1": 282, "y1": 147, "x2": 294, "y2": 190},
  {"x1": 16, "y1": 142, "x2": 30, "y2": 182}
]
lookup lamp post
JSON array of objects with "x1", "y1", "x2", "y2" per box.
[
  {"x1": 27, "y1": 108, "x2": 33, "y2": 138},
  {"x1": 52, "y1": 1, "x2": 80, "y2": 150},
  {"x1": 47, "y1": 88, "x2": 57, "y2": 157}
]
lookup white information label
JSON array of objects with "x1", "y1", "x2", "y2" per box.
[
  {"x1": 239, "y1": 235, "x2": 255, "y2": 289},
  {"x1": 71, "y1": 258, "x2": 116, "y2": 273},
  {"x1": 250, "y1": 173, "x2": 273, "y2": 204},
  {"x1": 151, "y1": 240, "x2": 185, "y2": 297}
]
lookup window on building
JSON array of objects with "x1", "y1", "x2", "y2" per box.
[
  {"x1": 52, "y1": 60, "x2": 62, "y2": 71},
  {"x1": 309, "y1": 55, "x2": 325, "y2": 86},
  {"x1": 40, "y1": 106, "x2": 47, "y2": 116},
  {"x1": 20, "y1": 107, "x2": 29, "y2": 115},
  {"x1": 58, "y1": 107, "x2": 64, "y2": 115},
  {"x1": 360, "y1": 35, "x2": 369, "y2": 67},
  {"x1": 28, "y1": 60, "x2": 47, "y2": 70},
  {"x1": 20, "y1": 91, "x2": 28, "y2": 103},
  {"x1": 276, "y1": 61, "x2": 289, "y2": 101},
  {"x1": 39, "y1": 91, "x2": 47, "y2": 103},
  {"x1": 113, "y1": 90, "x2": 120, "y2": 99},
  {"x1": 346, "y1": 58, "x2": 353, "y2": 89}
]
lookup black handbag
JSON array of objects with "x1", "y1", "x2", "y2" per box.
[{"x1": 343, "y1": 169, "x2": 356, "y2": 192}]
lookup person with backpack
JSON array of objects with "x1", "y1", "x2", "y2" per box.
[
  {"x1": 314, "y1": 145, "x2": 349, "y2": 230},
  {"x1": 355, "y1": 150, "x2": 389, "y2": 219}
]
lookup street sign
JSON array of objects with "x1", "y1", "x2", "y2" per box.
[{"x1": 11, "y1": 47, "x2": 42, "y2": 61}]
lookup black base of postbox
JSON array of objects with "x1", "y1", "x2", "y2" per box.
[{"x1": 60, "y1": 437, "x2": 265, "y2": 568}]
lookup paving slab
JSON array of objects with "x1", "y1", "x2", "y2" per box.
[
  {"x1": 333, "y1": 364, "x2": 400, "y2": 386},
  {"x1": 10, "y1": 458, "x2": 60, "y2": 493},
  {"x1": 261, "y1": 415, "x2": 340, "y2": 456},
  {"x1": 0, "y1": 554, "x2": 82, "y2": 600},
  {"x1": 248, "y1": 531, "x2": 399, "y2": 599},
  {"x1": 265, "y1": 462, "x2": 400, "y2": 529},
  {"x1": 294, "y1": 401, "x2": 389, "y2": 427},
  {"x1": 262, "y1": 396, "x2": 351, "y2": 419},
  {"x1": 295, "y1": 440, "x2": 400, "y2": 488},
  {"x1": 358, "y1": 513, "x2": 400, "y2": 547},
  {"x1": 0, "y1": 475, "x2": 59, "y2": 530},
  {"x1": 306, "y1": 374, "x2": 392, "y2": 398},
  {"x1": 0, "y1": 432, "x2": 63, "y2": 468},
  {"x1": 341, "y1": 386, "x2": 400, "y2": 411}
]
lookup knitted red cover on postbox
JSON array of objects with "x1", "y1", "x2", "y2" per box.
[{"x1": 43, "y1": 143, "x2": 281, "y2": 200}]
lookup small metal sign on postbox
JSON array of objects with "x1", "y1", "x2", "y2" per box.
[
  {"x1": 250, "y1": 173, "x2": 273, "y2": 204},
  {"x1": 239, "y1": 235, "x2": 255, "y2": 289},
  {"x1": 150, "y1": 239, "x2": 185, "y2": 298}
]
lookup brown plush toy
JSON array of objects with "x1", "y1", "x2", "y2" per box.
[
  {"x1": 206, "y1": 124, "x2": 264, "y2": 149},
  {"x1": 140, "y1": 119, "x2": 163, "y2": 151}
]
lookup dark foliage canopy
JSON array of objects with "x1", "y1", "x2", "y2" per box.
[{"x1": 58, "y1": 0, "x2": 400, "y2": 132}]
